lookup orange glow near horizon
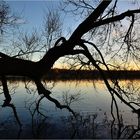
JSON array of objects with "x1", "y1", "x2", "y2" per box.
[{"x1": 53, "y1": 59, "x2": 140, "y2": 70}]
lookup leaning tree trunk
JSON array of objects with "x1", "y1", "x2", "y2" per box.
[
  {"x1": 0, "y1": 44, "x2": 71, "y2": 79},
  {"x1": 0, "y1": 0, "x2": 112, "y2": 79}
]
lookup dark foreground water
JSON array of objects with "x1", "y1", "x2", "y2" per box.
[{"x1": 0, "y1": 80, "x2": 139, "y2": 139}]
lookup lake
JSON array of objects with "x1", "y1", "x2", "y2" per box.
[{"x1": 0, "y1": 79, "x2": 139, "y2": 139}]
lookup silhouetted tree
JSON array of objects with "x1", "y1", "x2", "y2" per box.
[
  {"x1": 0, "y1": 1, "x2": 21, "y2": 34},
  {"x1": 1, "y1": 1, "x2": 140, "y2": 138}
]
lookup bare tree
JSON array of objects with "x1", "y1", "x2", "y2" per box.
[
  {"x1": 0, "y1": 1, "x2": 20, "y2": 35},
  {"x1": 43, "y1": 10, "x2": 62, "y2": 50},
  {"x1": 1, "y1": 1, "x2": 140, "y2": 138},
  {"x1": 12, "y1": 31, "x2": 43, "y2": 60}
]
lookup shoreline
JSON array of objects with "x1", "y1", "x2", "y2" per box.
[{"x1": 1, "y1": 69, "x2": 140, "y2": 81}]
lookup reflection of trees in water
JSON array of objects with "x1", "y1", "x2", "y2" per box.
[
  {"x1": 118, "y1": 80, "x2": 140, "y2": 104},
  {"x1": 62, "y1": 90, "x2": 82, "y2": 106},
  {"x1": 65, "y1": 112, "x2": 140, "y2": 139},
  {"x1": 0, "y1": 77, "x2": 78, "y2": 138},
  {"x1": 0, "y1": 78, "x2": 140, "y2": 138}
]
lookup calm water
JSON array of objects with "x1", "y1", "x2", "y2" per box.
[{"x1": 0, "y1": 79, "x2": 139, "y2": 139}]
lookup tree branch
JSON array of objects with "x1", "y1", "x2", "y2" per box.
[
  {"x1": 87, "y1": 9, "x2": 140, "y2": 31},
  {"x1": 69, "y1": 0, "x2": 112, "y2": 43},
  {"x1": 0, "y1": 52, "x2": 11, "y2": 59},
  {"x1": 34, "y1": 79, "x2": 76, "y2": 117},
  {"x1": 78, "y1": 43, "x2": 137, "y2": 112},
  {"x1": 69, "y1": 49, "x2": 85, "y2": 55}
]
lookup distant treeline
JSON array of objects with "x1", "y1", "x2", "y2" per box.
[
  {"x1": 44, "y1": 69, "x2": 140, "y2": 80},
  {"x1": 1, "y1": 69, "x2": 140, "y2": 81}
]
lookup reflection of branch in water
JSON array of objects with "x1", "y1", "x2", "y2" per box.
[
  {"x1": 110, "y1": 96, "x2": 140, "y2": 138},
  {"x1": 36, "y1": 96, "x2": 47, "y2": 118},
  {"x1": 67, "y1": 111, "x2": 140, "y2": 139},
  {"x1": 42, "y1": 80, "x2": 56, "y2": 91},
  {"x1": 2, "y1": 103, "x2": 23, "y2": 138},
  {"x1": 1, "y1": 76, "x2": 11, "y2": 104},
  {"x1": 25, "y1": 98, "x2": 48, "y2": 139},
  {"x1": 24, "y1": 81, "x2": 48, "y2": 118},
  {"x1": 23, "y1": 84, "x2": 50, "y2": 139},
  {"x1": 1, "y1": 76, "x2": 22, "y2": 137},
  {"x1": 110, "y1": 95, "x2": 122, "y2": 139},
  {"x1": 35, "y1": 116, "x2": 47, "y2": 138},
  {"x1": 34, "y1": 79, "x2": 76, "y2": 117},
  {"x1": 62, "y1": 90, "x2": 82, "y2": 106},
  {"x1": 111, "y1": 97, "x2": 115, "y2": 139},
  {"x1": 2, "y1": 103, "x2": 22, "y2": 127}
]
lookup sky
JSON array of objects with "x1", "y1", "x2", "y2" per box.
[
  {"x1": 7, "y1": 1, "x2": 60, "y2": 33},
  {"x1": 6, "y1": 1, "x2": 80, "y2": 37},
  {"x1": 5, "y1": 0, "x2": 140, "y2": 39},
  {"x1": 3, "y1": 1, "x2": 140, "y2": 69},
  {"x1": 6, "y1": 1, "x2": 140, "y2": 37},
  {"x1": 4, "y1": 0, "x2": 82, "y2": 68}
]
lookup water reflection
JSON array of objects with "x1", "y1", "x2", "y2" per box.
[{"x1": 0, "y1": 79, "x2": 140, "y2": 138}]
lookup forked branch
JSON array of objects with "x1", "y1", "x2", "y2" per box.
[{"x1": 34, "y1": 79, "x2": 76, "y2": 117}]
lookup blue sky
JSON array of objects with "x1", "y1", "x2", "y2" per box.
[
  {"x1": 7, "y1": 1, "x2": 60, "y2": 32},
  {"x1": 4, "y1": 1, "x2": 79, "y2": 65},
  {"x1": 6, "y1": 1, "x2": 140, "y2": 34},
  {"x1": 6, "y1": 1, "x2": 79, "y2": 37},
  {"x1": 4, "y1": 0, "x2": 140, "y2": 69}
]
